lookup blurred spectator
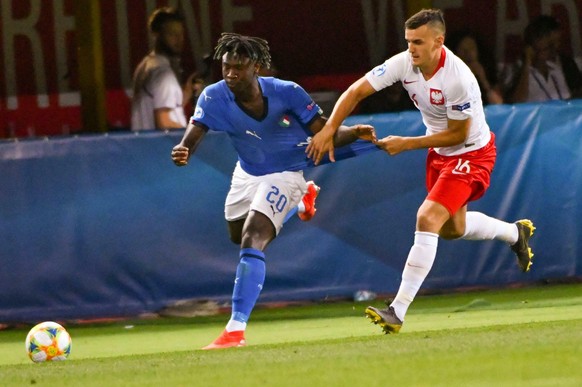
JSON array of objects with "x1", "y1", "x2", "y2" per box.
[
  {"x1": 539, "y1": 15, "x2": 582, "y2": 99},
  {"x1": 131, "y1": 7, "x2": 202, "y2": 131},
  {"x1": 448, "y1": 31, "x2": 504, "y2": 105},
  {"x1": 502, "y1": 15, "x2": 572, "y2": 103}
]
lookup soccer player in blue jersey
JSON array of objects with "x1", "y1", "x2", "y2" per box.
[{"x1": 171, "y1": 33, "x2": 376, "y2": 349}]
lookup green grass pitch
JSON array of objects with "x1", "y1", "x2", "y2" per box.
[{"x1": 1, "y1": 283, "x2": 582, "y2": 386}]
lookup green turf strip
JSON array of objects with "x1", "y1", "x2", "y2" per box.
[{"x1": 1, "y1": 283, "x2": 581, "y2": 386}]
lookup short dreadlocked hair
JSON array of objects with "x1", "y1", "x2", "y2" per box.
[{"x1": 213, "y1": 32, "x2": 272, "y2": 69}]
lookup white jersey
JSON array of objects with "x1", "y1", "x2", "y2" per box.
[
  {"x1": 527, "y1": 61, "x2": 571, "y2": 102},
  {"x1": 366, "y1": 46, "x2": 491, "y2": 156},
  {"x1": 130, "y1": 53, "x2": 187, "y2": 131}
]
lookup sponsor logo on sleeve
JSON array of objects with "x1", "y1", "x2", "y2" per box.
[
  {"x1": 372, "y1": 63, "x2": 387, "y2": 77},
  {"x1": 452, "y1": 102, "x2": 471, "y2": 111},
  {"x1": 193, "y1": 106, "x2": 204, "y2": 119}
]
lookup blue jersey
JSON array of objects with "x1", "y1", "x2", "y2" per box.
[{"x1": 191, "y1": 77, "x2": 323, "y2": 176}]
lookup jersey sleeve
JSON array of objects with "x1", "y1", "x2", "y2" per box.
[
  {"x1": 189, "y1": 86, "x2": 221, "y2": 131},
  {"x1": 285, "y1": 82, "x2": 322, "y2": 125},
  {"x1": 365, "y1": 51, "x2": 409, "y2": 91},
  {"x1": 445, "y1": 71, "x2": 475, "y2": 120}
]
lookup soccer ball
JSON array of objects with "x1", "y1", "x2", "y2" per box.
[{"x1": 25, "y1": 321, "x2": 72, "y2": 363}]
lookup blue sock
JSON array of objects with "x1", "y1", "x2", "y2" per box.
[
  {"x1": 283, "y1": 206, "x2": 298, "y2": 223},
  {"x1": 230, "y1": 248, "x2": 266, "y2": 324}
]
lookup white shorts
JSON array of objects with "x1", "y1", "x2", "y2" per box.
[{"x1": 225, "y1": 162, "x2": 307, "y2": 234}]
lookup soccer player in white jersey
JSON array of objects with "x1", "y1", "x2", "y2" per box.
[
  {"x1": 306, "y1": 9, "x2": 536, "y2": 334},
  {"x1": 171, "y1": 33, "x2": 376, "y2": 348}
]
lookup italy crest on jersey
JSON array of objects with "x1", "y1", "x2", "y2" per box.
[{"x1": 279, "y1": 115, "x2": 291, "y2": 127}]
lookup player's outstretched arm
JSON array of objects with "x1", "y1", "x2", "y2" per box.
[
  {"x1": 376, "y1": 117, "x2": 469, "y2": 156},
  {"x1": 307, "y1": 117, "x2": 376, "y2": 154},
  {"x1": 306, "y1": 76, "x2": 377, "y2": 165},
  {"x1": 333, "y1": 124, "x2": 376, "y2": 147},
  {"x1": 171, "y1": 122, "x2": 206, "y2": 166}
]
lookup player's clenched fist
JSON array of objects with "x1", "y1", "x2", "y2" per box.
[
  {"x1": 376, "y1": 135, "x2": 408, "y2": 156},
  {"x1": 353, "y1": 124, "x2": 376, "y2": 142},
  {"x1": 171, "y1": 145, "x2": 190, "y2": 166}
]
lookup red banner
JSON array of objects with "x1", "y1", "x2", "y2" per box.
[{"x1": 1, "y1": 0, "x2": 581, "y2": 137}]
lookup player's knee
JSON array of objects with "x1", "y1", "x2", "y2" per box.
[
  {"x1": 439, "y1": 228, "x2": 464, "y2": 240},
  {"x1": 229, "y1": 234, "x2": 242, "y2": 245},
  {"x1": 240, "y1": 227, "x2": 274, "y2": 251},
  {"x1": 416, "y1": 212, "x2": 441, "y2": 232},
  {"x1": 240, "y1": 229, "x2": 263, "y2": 248},
  {"x1": 416, "y1": 202, "x2": 452, "y2": 234}
]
